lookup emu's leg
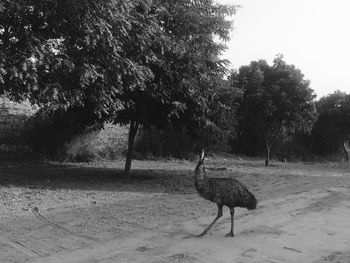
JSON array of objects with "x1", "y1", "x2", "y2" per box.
[
  {"x1": 225, "y1": 207, "x2": 235, "y2": 237},
  {"x1": 197, "y1": 204, "x2": 223, "y2": 237}
]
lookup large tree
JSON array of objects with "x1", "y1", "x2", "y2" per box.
[
  {"x1": 233, "y1": 56, "x2": 318, "y2": 166},
  {"x1": 1, "y1": 0, "x2": 235, "y2": 179},
  {"x1": 1, "y1": 0, "x2": 158, "y2": 165},
  {"x1": 99, "y1": 0, "x2": 236, "y2": 180}
]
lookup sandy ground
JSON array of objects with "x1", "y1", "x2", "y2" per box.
[{"x1": 1, "y1": 156, "x2": 350, "y2": 263}]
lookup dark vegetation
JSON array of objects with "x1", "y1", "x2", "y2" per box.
[{"x1": 1, "y1": 0, "x2": 350, "y2": 176}]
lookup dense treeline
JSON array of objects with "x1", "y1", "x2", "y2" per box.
[
  {"x1": 135, "y1": 61, "x2": 350, "y2": 164},
  {"x1": 303, "y1": 91, "x2": 350, "y2": 159},
  {"x1": 207, "y1": 86, "x2": 350, "y2": 163}
]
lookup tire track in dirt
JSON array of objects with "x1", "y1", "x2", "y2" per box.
[
  {"x1": 31, "y1": 207, "x2": 102, "y2": 244},
  {"x1": 0, "y1": 236, "x2": 41, "y2": 257}
]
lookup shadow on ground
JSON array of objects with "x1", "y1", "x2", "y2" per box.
[
  {"x1": 0, "y1": 161, "x2": 195, "y2": 194},
  {"x1": 1, "y1": 159, "x2": 350, "y2": 199}
]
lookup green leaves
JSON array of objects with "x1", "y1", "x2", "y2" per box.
[
  {"x1": 234, "y1": 56, "x2": 318, "y2": 159},
  {"x1": 1, "y1": 0, "x2": 236, "y2": 159},
  {"x1": 112, "y1": 0, "x2": 235, "y2": 130}
]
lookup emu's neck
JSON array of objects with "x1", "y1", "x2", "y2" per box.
[{"x1": 195, "y1": 161, "x2": 206, "y2": 185}]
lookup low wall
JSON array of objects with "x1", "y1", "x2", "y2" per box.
[
  {"x1": 0, "y1": 96, "x2": 130, "y2": 160},
  {"x1": 0, "y1": 96, "x2": 36, "y2": 143},
  {"x1": 0, "y1": 96, "x2": 37, "y2": 159}
]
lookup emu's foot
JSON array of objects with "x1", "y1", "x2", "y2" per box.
[{"x1": 225, "y1": 232, "x2": 234, "y2": 237}]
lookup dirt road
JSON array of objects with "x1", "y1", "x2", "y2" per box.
[{"x1": 1, "y1": 157, "x2": 350, "y2": 262}]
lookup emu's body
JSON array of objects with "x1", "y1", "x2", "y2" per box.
[{"x1": 195, "y1": 150, "x2": 257, "y2": 237}]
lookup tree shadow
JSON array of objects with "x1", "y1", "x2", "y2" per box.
[{"x1": 0, "y1": 161, "x2": 195, "y2": 194}]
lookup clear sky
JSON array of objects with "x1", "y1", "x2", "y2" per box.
[{"x1": 218, "y1": 0, "x2": 350, "y2": 98}]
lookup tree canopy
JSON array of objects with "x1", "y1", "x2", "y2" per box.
[
  {"x1": 232, "y1": 56, "x2": 318, "y2": 166},
  {"x1": 1, "y1": 0, "x2": 235, "y2": 178}
]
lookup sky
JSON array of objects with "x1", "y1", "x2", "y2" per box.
[{"x1": 218, "y1": 0, "x2": 350, "y2": 98}]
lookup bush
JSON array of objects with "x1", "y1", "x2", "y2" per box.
[
  {"x1": 64, "y1": 132, "x2": 100, "y2": 162},
  {"x1": 28, "y1": 107, "x2": 129, "y2": 162},
  {"x1": 63, "y1": 124, "x2": 129, "y2": 162}
]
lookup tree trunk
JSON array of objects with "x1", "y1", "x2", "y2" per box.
[
  {"x1": 265, "y1": 140, "x2": 271, "y2": 167},
  {"x1": 343, "y1": 139, "x2": 349, "y2": 162},
  {"x1": 124, "y1": 120, "x2": 139, "y2": 181}
]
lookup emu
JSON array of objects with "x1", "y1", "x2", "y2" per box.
[{"x1": 195, "y1": 149, "x2": 257, "y2": 237}]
